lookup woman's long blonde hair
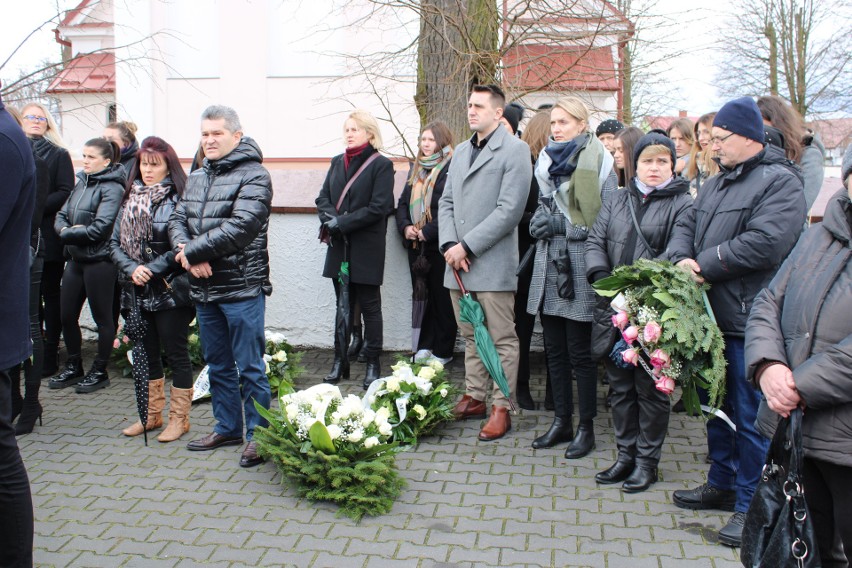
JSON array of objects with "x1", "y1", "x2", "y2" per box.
[
  {"x1": 22, "y1": 102, "x2": 68, "y2": 149},
  {"x1": 346, "y1": 109, "x2": 384, "y2": 150}
]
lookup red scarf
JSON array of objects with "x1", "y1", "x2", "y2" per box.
[{"x1": 344, "y1": 142, "x2": 370, "y2": 171}]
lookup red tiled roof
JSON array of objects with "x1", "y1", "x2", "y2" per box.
[
  {"x1": 644, "y1": 115, "x2": 699, "y2": 132},
  {"x1": 502, "y1": 45, "x2": 618, "y2": 92},
  {"x1": 46, "y1": 52, "x2": 115, "y2": 94},
  {"x1": 59, "y1": 0, "x2": 95, "y2": 27},
  {"x1": 809, "y1": 118, "x2": 852, "y2": 151}
]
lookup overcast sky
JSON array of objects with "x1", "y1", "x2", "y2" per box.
[{"x1": 1, "y1": 0, "x2": 735, "y2": 118}]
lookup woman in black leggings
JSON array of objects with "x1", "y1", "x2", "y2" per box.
[
  {"x1": 111, "y1": 136, "x2": 194, "y2": 442},
  {"x1": 49, "y1": 138, "x2": 125, "y2": 393}
]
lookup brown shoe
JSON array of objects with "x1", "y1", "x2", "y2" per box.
[
  {"x1": 452, "y1": 395, "x2": 487, "y2": 421},
  {"x1": 186, "y1": 432, "x2": 243, "y2": 451},
  {"x1": 122, "y1": 378, "x2": 165, "y2": 436},
  {"x1": 478, "y1": 406, "x2": 511, "y2": 441},
  {"x1": 239, "y1": 441, "x2": 264, "y2": 468},
  {"x1": 157, "y1": 386, "x2": 193, "y2": 443}
]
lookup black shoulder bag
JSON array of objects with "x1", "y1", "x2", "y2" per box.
[{"x1": 741, "y1": 407, "x2": 821, "y2": 568}]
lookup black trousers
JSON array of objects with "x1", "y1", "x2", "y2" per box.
[
  {"x1": 803, "y1": 457, "x2": 852, "y2": 567},
  {"x1": 605, "y1": 357, "x2": 670, "y2": 467},
  {"x1": 333, "y1": 280, "x2": 382, "y2": 358},
  {"x1": 0, "y1": 368, "x2": 34, "y2": 568},
  {"x1": 24, "y1": 258, "x2": 44, "y2": 384},
  {"x1": 60, "y1": 260, "x2": 117, "y2": 363},
  {"x1": 407, "y1": 248, "x2": 456, "y2": 358},
  {"x1": 514, "y1": 263, "x2": 535, "y2": 389},
  {"x1": 40, "y1": 259, "x2": 64, "y2": 348},
  {"x1": 540, "y1": 314, "x2": 596, "y2": 422},
  {"x1": 141, "y1": 306, "x2": 196, "y2": 388}
]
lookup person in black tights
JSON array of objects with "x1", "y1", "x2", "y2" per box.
[
  {"x1": 49, "y1": 138, "x2": 125, "y2": 393},
  {"x1": 111, "y1": 136, "x2": 194, "y2": 442}
]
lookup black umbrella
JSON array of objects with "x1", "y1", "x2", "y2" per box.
[
  {"x1": 334, "y1": 238, "x2": 352, "y2": 363},
  {"x1": 410, "y1": 246, "x2": 431, "y2": 354},
  {"x1": 123, "y1": 285, "x2": 151, "y2": 445}
]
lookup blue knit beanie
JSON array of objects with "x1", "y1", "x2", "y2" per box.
[
  {"x1": 713, "y1": 97, "x2": 766, "y2": 144},
  {"x1": 633, "y1": 132, "x2": 676, "y2": 170}
]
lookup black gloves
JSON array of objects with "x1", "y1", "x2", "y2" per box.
[{"x1": 529, "y1": 208, "x2": 566, "y2": 240}]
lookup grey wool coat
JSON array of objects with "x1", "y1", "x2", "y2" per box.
[
  {"x1": 745, "y1": 189, "x2": 852, "y2": 467},
  {"x1": 438, "y1": 125, "x2": 533, "y2": 291}
]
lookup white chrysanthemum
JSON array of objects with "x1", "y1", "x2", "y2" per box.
[
  {"x1": 375, "y1": 406, "x2": 391, "y2": 422},
  {"x1": 326, "y1": 424, "x2": 342, "y2": 440},
  {"x1": 429, "y1": 359, "x2": 444, "y2": 371},
  {"x1": 273, "y1": 350, "x2": 287, "y2": 362},
  {"x1": 361, "y1": 408, "x2": 376, "y2": 427},
  {"x1": 347, "y1": 429, "x2": 363, "y2": 443},
  {"x1": 418, "y1": 366, "x2": 436, "y2": 381},
  {"x1": 364, "y1": 436, "x2": 379, "y2": 449},
  {"x1": 413, "y1": 404, "x2": 427, "y2": 420},
  {"x1": 440, "y1": 388, "x2": 448, "y2": 398},
  {"x1": 378, "y1": 422, "x2": 393, "y2": 436},
  {"x1": 385, "y1": 376, "x2": 401, "y2": 392}
]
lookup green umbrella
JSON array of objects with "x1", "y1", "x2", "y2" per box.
[{"x1": 452, "y1": 269, "x2": 516, "y2": 412}]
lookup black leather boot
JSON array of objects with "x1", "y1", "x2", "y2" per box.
[
  {"x1": 544, "y1": 374, "x2": 554, "y2": 411},
  {"x1": 622, "y1": 465, "x2": 658, "y2": 493},
  {"x1": 48, "y1": 356, "x2": 84, "y2": 389},
  {"x1": 595, "y1": 460, "x2": 635, "y2": 484},
  {"x1": 15, "y1": 368, "x2": 43, "y2": 436},
  {"x1": 347, "y1": 325, "x2": 363, "y2": 361},
  {"x1": 516, "y1": 373, "x2": 535, "y2": 410},
  {"x1": 42, "y1": 342, "x2": 59, "y2": 377},
  {"x1": 564, "y1": 420, "x2": 595, "y2": 459},
  {"x1": 75, "y1": 360, "x2": 110, "y2": 393},
  {"x1": 10, "y1": 364, "x2": 23, "y2": 422},
  {"x1": 324, "y1": 358, "x2": 350, "y2": 384},
  {"x1": 531, "y1": 416, "x2": 573, "y2": 449},
  {"x1": 363, "y1": 357, "x2": 381, "y2": 390}
]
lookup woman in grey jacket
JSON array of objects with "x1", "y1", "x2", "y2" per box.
[
  {"x1": 526, "y1": 97, "x2": 617, "y2": 457},
  {"x1": 585, "y1": 133, "x2": 693, "y2": 493},
  {"x1": 745, "y1": 149, "x2": 852, "y2": 566}
]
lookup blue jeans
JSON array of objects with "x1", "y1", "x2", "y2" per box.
[
  {"x1": 196, "y1": 295, "x2": 270, "y2": 441},
  {"x1": 706, "y1": 337, "x2": 770, "y2": 512}
]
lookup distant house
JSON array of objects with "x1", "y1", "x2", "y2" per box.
[
  {"x1": 809, "y1": 118, "x2": 852, "y2": 167},
  {"x1": 46, "y1": 0, "x2": 115, "y2": 156},
  {"x1": 642, "y1": 111, "x2": 698, "y2": 133}
]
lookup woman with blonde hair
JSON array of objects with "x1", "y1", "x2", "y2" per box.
[
  {"x1": 686, "y1": 113, "x2": 719, "y2": 197},
  {"x1": 20, "y1": 102, "x2": 75, "y2": 378},
  {"x1": 316, "y1": 110, "x2": 395, "y2": 389},
  {"x1": 527, "y1": 96, "x2": 617, "y2": 457}
]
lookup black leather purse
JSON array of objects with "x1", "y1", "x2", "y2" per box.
[{"x1": 741, "y1": 407, "x2": 821, "y2": 568}]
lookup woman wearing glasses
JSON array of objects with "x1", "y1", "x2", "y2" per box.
[{"x1": 20, "y1": 103, "x2": 75, "y2": 379}]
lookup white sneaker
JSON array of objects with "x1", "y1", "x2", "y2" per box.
[
  {"x1": 431, "y1": 355, "x2": 453, "y2": 365},
  {"x1": 414, "y1": 349, "x2": 432, "y2": 362}
]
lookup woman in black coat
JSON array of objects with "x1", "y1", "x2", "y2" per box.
[
  {"x1": 50, "y1": 138, "x2": 125, "y2": 394},
  {"x1": 395, "y1": 120, "x2": 456, "y2": 365},
  {"x1": 316, "y1": 110, "x2": 395, "y2": 388},
  {"x1": 111, "y1": 136, "x2": 194, "y2": 443},
  {"x1": 585, "y1": 133, "x2": 693, "y2": 493},
  {"x1": 20, "y1": 102, "x2": 75, "y2": 377}
]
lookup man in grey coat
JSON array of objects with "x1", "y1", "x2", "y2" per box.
[{"x1": 438, "y1": 84, "x2": 533, "y2": 441}]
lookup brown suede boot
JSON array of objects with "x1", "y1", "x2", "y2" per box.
[
  {"x1": 122, "y1": 378, "x2": 165, "y2": 436},
  {"x1": 157, "y1": 386, "x2": 193, "y2": 443}
]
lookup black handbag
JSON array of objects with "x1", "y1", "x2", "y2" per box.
[
  {"x1": 552, "y1": 248, "x2": 574, "y2": 299},
  {"x1": 741, "y1": 407, "x2": 821, "y2": 568}
]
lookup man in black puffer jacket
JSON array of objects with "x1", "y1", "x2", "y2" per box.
[
  {"x1": 666, "y1": 97, "x2": 806, "y2": 547},
  {"x1": 169, "y1": 105, "x2": 272, "y2": 468}
]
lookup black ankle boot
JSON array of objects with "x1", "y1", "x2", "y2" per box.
[
  {"x1": 15, "y1": 401, "x2": 43, "y2": 435},
  {"x1": 347, "y1": 326, "x2": 363, "y2": 361},
  {"x1": 10, "y1": 364, "x2": 23, "y2": 421},
  {"x1": 42, "y1": 342, "x2": 59, "y2": 377},
  {"x1": 324, "y1": 358, "x2": 350, "y2": 384},
  {"x1": 531, "y1": 416, "x2": 573, "y2": 449},
  {"x1": 48, "y1": 357, "x2": 84, "y2": 389},
  {"x1": 75, "y1": 361, "x2": 110, "y2": 393},
  {"x1": 564, "y1": 420, "x2": 595, "y2": 459},
  {"x1": 516, "y1": 375, "x2": 535, "y2": 411},
  {"x1": 363, "y1": 357, "x2": 381, "y2": 389},
  {"x1": 622, "y1": 465, "x2": 658, "y2": 493}
]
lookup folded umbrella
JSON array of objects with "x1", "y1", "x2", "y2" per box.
[
  {"x1": 334, "y1": 238, "x2": 352, "y2": 363},
  {"x1": 123, "y1": 285, "x2": 151, "y2": 445},
  {"x1": 452, "y1": 269, "x2": 516, "y2": 412}
]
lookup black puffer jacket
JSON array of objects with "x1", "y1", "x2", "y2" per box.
[
  {"x1": 30, "y1": 136, "x2": 74, "y2": 262},
  {"x1": 746, "y1": 189, "x2": 852, "y2": 467},
  {"x1": 667, "y1": 144, "x2": 806, "y2": 337},
  {"x1": 585, "y1": 177, "x2": 693, "y2": 358},
  {"x1": 168, "y1": 137, "x2": 272, "y2": 304},
  {"x1": 111, "y1": 184, "x2": 191, "y2": 312},
  {"x1": 55, "y1": 165, "x2": 125, "y2": 263}
]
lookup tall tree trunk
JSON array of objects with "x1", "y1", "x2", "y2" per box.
[
  {"x1": 621, "y1": 42, "x2": 633, "y2": 125},
  {"x1": 764, "y1": 21, "x2": 779, "y2": 95}
]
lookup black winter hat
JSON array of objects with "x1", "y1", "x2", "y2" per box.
[
  {"x1": 502, "y1": 102, "x2": 524, "y2": 135},
  {"x1": 633, "y1": 132, "x2": 676, "y2": 170},
  {"x1": 596, "y1": 118, "x2": 624, "y2": 137},
  {"x1": 713, "y1": 96, "x2": 766, "y2": 144}
]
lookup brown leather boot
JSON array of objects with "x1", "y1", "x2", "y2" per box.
[
  {"x1": 158, "y1": 386, "x2": 193, "y2": 443},
  {"x1": 122, "y1": 378, "x2": 165, "y2": 436},
  {"x1": 452, "y1": 395, "x2": 487, "y2": 420},
  {"x1": 478, "y1": 406, "x2": 511, "y2": 441}
]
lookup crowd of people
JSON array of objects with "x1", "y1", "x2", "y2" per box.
[{"x1": 0, "y1": 83, "x2": 850, "y2": 567}]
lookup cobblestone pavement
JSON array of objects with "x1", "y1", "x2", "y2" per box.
[{"x1": 20, "y1": 346, "x2": 744, "y2": 568}]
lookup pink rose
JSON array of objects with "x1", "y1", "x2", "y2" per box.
[
  {"x1": 122, "y1": 336, "x2": 130, "y2": 344},
  {"x1": 650, "y1": 349, "x2": 671, "y2": 369},
  {"x1": 655, "y1": 377, "x2": 675, "y2": 395},
  {"x1": 611, "y1": 311, "x2": 629, "y2": 330},
  {"x1": 622, "y1": 348, "x2": 640, "y2": 366},
  {"x1": 622, "y1": 326, "x2": 639, "y2": 344},
  {"x1": 113, "y1": 338, "x2": 120, "y2": 349},
  {"x1": 643, "y1": 321, "x2": 662, "y2": 344}
]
